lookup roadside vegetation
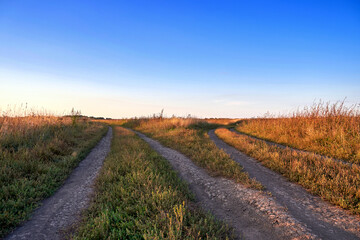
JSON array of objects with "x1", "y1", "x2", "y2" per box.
[
  {"x1": 74, "y1": 127, "x2": 233, "y2": 239},
  {"x1": 124, "y1": 117, "x2": 262, "y2": 190},
  {"x1": 0, "y1": 111, "x2": 107, "y2": 237},
  {"x1": 215, "y1": 128, "x2": 360, "y2": 214},
  {"x1": 236, "y1": 101, "x2": 360, "y2": 164},
  {"x1": 204, "y1": 118, "x2": 241, "y2": 125}
]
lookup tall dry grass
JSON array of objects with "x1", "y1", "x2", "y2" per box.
[
  {"x1": 92, "y1": 119, "x2": 128, "y2": 125},
  {"x1": 236, "y1": 101, "x2": 360, "y2": 163},
  {"x1": 125, "y1": 117, "x2": 200, "y2": 131},
  {"x1": 216, "y1": 128, "x2": 360, "y2": 214},
  {"x1": 204, "y1": 118, "x2": 241, "y2": 125}
]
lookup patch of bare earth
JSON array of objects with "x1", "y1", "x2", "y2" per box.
[
  {"x1": 209, "y1": 129, "x2": 360, "y2": 240},
  {"x1": 134, "y1": 130, "x2": 317, "y2": 240}
]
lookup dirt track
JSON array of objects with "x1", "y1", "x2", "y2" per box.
[
  {"x1": 230, "y1": 128, "x2": 358, "y2": 167},
  {"x1": 5, "y1": 126, "x2": 359, "y2": 240},
  {"x1": 209, "y1": 129, "x2": 360, "y2": 240},
  {"x1": 5, "y1": 127, "x2": 112, "y2": 240},
  {"x1": 133, "y1": 130, "x2": 321, "y2": 240}
]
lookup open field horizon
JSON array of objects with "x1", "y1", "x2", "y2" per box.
[
  {"x1": 2, "y1": 101, "x2": 360, "y2": 239},
  {"x1": 1, "y1": 1, "x2": 360, "y2": 239}
]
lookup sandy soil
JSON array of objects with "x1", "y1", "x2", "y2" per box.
[
  {"x1": 5, "y1": 127, "x2": 113, "y2": 240},
  {"x1": 209, "y1": 129, "x2": 360, "y2": 240}
]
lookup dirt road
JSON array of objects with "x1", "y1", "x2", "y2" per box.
[
  {"x1": 134, "y1": 130, "x2": 320, "y2": 240},
  {"x1": 230, "y1": 128, "x2": 358, "y2": 167},
  {"x1": 209, "y1": 129, "x2": 360, "y2": 240},
  {"x1": 5, "y1": 127, "x2": 113, "y2": 240}
]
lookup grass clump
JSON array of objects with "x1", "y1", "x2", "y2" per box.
[
  {"x1": 215, "y1": 128, "x2": 360, "y2": 214},
  {"x1": 124, "y1": 118, "x2": 262, "y2": 190},
  {"x1": 0, "y1": 114, "x2": 107, "y2": 237},
  {"x1": 74, "y1": 127, "x2": 233, "y2": 239},
  {"x1": 236, "y1": 101, "x2": 360, "y2": 164}
]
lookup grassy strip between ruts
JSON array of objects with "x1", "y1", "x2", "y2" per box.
[
  {"x1": 215, "y1": 128, "x2": 360, "y2": 214},
  {"x1": 73, "y1": 126, "x2": 233, "y2": 239},
  {"x1": 123, "y1": 118, "x2": 262, "y2": 190},
  {"x1": 0, "y1": 120, "x2": 107, "y2": 237}
]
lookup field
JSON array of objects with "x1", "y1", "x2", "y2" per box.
[
  {"x1": 235, "y1": 101, "x2": 360, "y2": 164},
  {"x1": 0, "y1": 113, "x2": 107, "y2": 237},
  {"x1": 74, "y1": 127, "x2": 233, "y2": 239},
  {"x1": 122, "y1": 118, "x2": 262, "y2": 189},
  {"x1": 215, "y1": 128, "x2": 360, "y2": 214},
  {"x1": 2, "y1": 102, "x2": 360, "y2": 239},
  {"x1": 214, "y1": 102, "x2": 360, "y2": 213}
]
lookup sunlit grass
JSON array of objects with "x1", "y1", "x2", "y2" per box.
[
  {"x1": 124, "y1": 117, "x2": 262, "y2": 190},
  {"x1": 74, "y1": 127, "x2": 233, "y2": 239},
  {"x1": 236, "y1": 101, "x2": 360, "y2": 164},
  {"x1": 215, "y1": 128, "x2": 360, "y2": 214}
]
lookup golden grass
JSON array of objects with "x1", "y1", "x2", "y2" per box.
[
  {"x1": 91, "y1": 118, "x2": 129, "y2": 126},
  {"x1": 125, "y1": 117, "x2": 200, "y2": 130},
  {"x1": 1, "y1": 115, "x2": 69, "y2": 136},
  {"x1": 215, "y1": 128, "x2": 360, "y2": 214},
  {"x1": 124, "y1": 118, "x2": 262, "y2": 189},
  {"x1": 236, "y1": 101, "x2": 360, "y2": 164},
  {"x1": 204, "y1": 118, "x2": 241, "y2": 125}
]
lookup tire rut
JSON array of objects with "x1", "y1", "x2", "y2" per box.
[
  {"x1": 209, "y1": 129, "x2": 360, "y2": 240},
  {"x1": 230, "y1": 128, "x2": 358, "y2": 167},
  {"x1": 5, "y1": 127, "x2": 113, "y2": 240},
  {"x1": 133, "y1": 130, "x2": 318, "y2": 240}
]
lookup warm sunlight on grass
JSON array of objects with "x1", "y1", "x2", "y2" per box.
[
  {"x1": 74, "y1": 126, "x2": 233, "y2": 239},
  {"x1": 236, "y1": 101, "x2": 360, "y2": 164},
  {"x1": 215, "y1": 128, "x2": 360, "y2": 214},
  {"x1": 124, "y1": 117, "x2": 262, "y2": 190},
  {"x1": 205, "y1": 118, "x2": 241, "y2": 125}
]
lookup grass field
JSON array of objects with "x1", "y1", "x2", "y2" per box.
[
  {"x1": 3, "y1": 102, "x2": 359, "y2": 238},
  {"x1": 215, "y1": 128, "x2": 360, "y2": 214},
  {"x1": 123, "y1": 118, "x2": 262, "y2": 190},
  {"x1": 236, "y1": 101, "x2": 360, "y2": 164},
  {"x1": 0, "y1": 114, "x2": 107, "y2": 237},
  {"x1": 74, "y1": 126, "x2": 233, "y2": 239}
]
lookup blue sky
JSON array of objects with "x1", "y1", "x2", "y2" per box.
[{"x1": 0, "y1": 0, "x2": 359, "y2": 118}]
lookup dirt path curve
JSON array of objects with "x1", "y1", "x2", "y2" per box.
[
  {"x1": 6, "y1": 127, "x2": 113, "y2": 240},
  {"x1": 209, "y1": 130, "x2": 360, "y2": 240},
  {"x1": 133, "y1": 130, "x2": 321, "y2": 240},
  {"x1": 230, "y1": 128, "x2": 358, "y2": 167}
]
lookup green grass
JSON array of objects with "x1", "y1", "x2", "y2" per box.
[
  {"x1": 74, "y1": 127, "x2": 233, "y2": 239},
  {"x1": 0, "y1": 120, "x2": 107, "y2": 237},
  {"x1": 123, "y1": 118, "x2": 262, "y2": 190}
]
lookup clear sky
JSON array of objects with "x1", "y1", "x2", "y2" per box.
[{"x1": 1, "y1": 0, "x2": 359, "y2": 118}]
